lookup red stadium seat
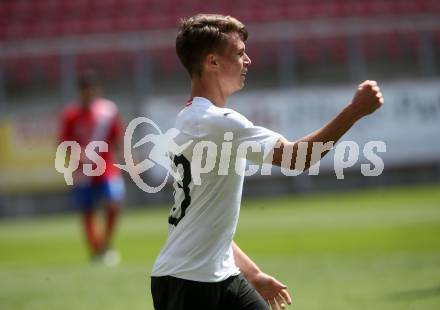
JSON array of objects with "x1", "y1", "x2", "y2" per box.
[
  {"x1": 5, "y1": 57, "x2": 32, "y2": 86},
  {"x1": 326, "y1": 36, "x2": 348, "y2": 64},
  {"x1": 294, "y1": 37, "x2": 320, "y2": 64},
  {"x1": 365, "y1": 0, "x2": 395, "y2": 16},
  {"x1": 310, "y1": 0, "x2": 339, "y2": 19}
]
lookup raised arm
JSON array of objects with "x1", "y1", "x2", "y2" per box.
[
  {"x1": 271, "y1": 80, "x2": 384, "y2": 171},
  {"x1": 233, "y1": 241, "x2": 292, "y2": 309}
]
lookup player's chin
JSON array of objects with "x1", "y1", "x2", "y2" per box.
[
  {"x1": 235, "y1": 83, "x2": 245, "y2": 92},
  {"x1": 239, "y1": 78, "x2": 246, "y2": 88}
]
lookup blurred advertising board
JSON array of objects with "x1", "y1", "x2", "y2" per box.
[{"x1": 0, "y1": 110, "x2": 65, "y2": 193}]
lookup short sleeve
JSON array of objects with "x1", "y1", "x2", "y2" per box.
[
  {"x1": 233, "y1": 125, "x2": 282, "y2": 164},
  {"x1": 192, "y1": 106, "x2": 283, "y2": 165}
]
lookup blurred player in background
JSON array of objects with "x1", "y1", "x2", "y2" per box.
[
  {"x1": 58, "y1": 71, "x2": 125, "y2": 266},
  {"x1": 150, "y1": 14, "x2": 383, "y2": 310}
]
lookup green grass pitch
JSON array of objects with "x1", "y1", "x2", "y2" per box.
[{"x1": 1, "y1": 184, "x2": 440, "y2": 309}]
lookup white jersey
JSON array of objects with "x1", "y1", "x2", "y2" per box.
[{"x1": 151, "y1": 97, "x2": 282, "y2": 282}]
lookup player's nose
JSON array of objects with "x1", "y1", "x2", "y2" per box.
[{"x1": 244, "y1": 53, "x2": 251, "y2": 66}]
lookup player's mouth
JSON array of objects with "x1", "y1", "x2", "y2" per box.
[{"x1": 241, "y1": 71, "x2": 247, "y2": 78}]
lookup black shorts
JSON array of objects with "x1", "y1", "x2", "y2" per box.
[{"x1": 151, "y1": 273, "x2": 268, "y2": 310}]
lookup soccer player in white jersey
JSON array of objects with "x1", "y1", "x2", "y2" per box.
[{"x1": 151, "y1": 14, "x2": 383, "y2": 310}]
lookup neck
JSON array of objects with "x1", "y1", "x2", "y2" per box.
[
  {"x1": 80, "y1": 99, "x2": 94, "y2": 109},
  {"x1": 190, "y1": 75, "x2": 229, "y2": 108}
]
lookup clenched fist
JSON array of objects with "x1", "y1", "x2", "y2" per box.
[{"x1": 350, "y1": 80, "x2": 384, "y2": 118}]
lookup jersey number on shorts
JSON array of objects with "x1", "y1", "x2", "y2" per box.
[{"x1": 168, "y1": 155, "x2": 192, "y2": 226}]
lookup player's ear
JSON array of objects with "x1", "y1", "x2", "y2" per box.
[{"x1": 204, "y1": 53, "x2": 219, "y2": 72}]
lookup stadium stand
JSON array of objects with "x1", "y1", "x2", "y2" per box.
[
  {"x1": 1, "y1": 0, "x2": 439, "y2": 87},
  {"x1": 2, "y1": 0, "x2": 440, "y2": 40}
]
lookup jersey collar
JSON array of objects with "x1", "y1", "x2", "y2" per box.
[{"x1": 192, "y1": 97, "x2": 214, "y2": 107}]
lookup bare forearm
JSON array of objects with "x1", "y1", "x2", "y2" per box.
[
  {"x1": 233, "y1": 241, "x2": 292, "y2": 307},
  {"x1": 232, "y1": 241, "x2": 261, "y2": 283},
  {"x1": 272, "y1": 105, "x2": 360, "y2": 170},
  {"x1": 300, "y1": 104, "x2": 361, "y2": 144},
  {"x1": 272, "y1": 80, "x2": 383, "y2": 170}
]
